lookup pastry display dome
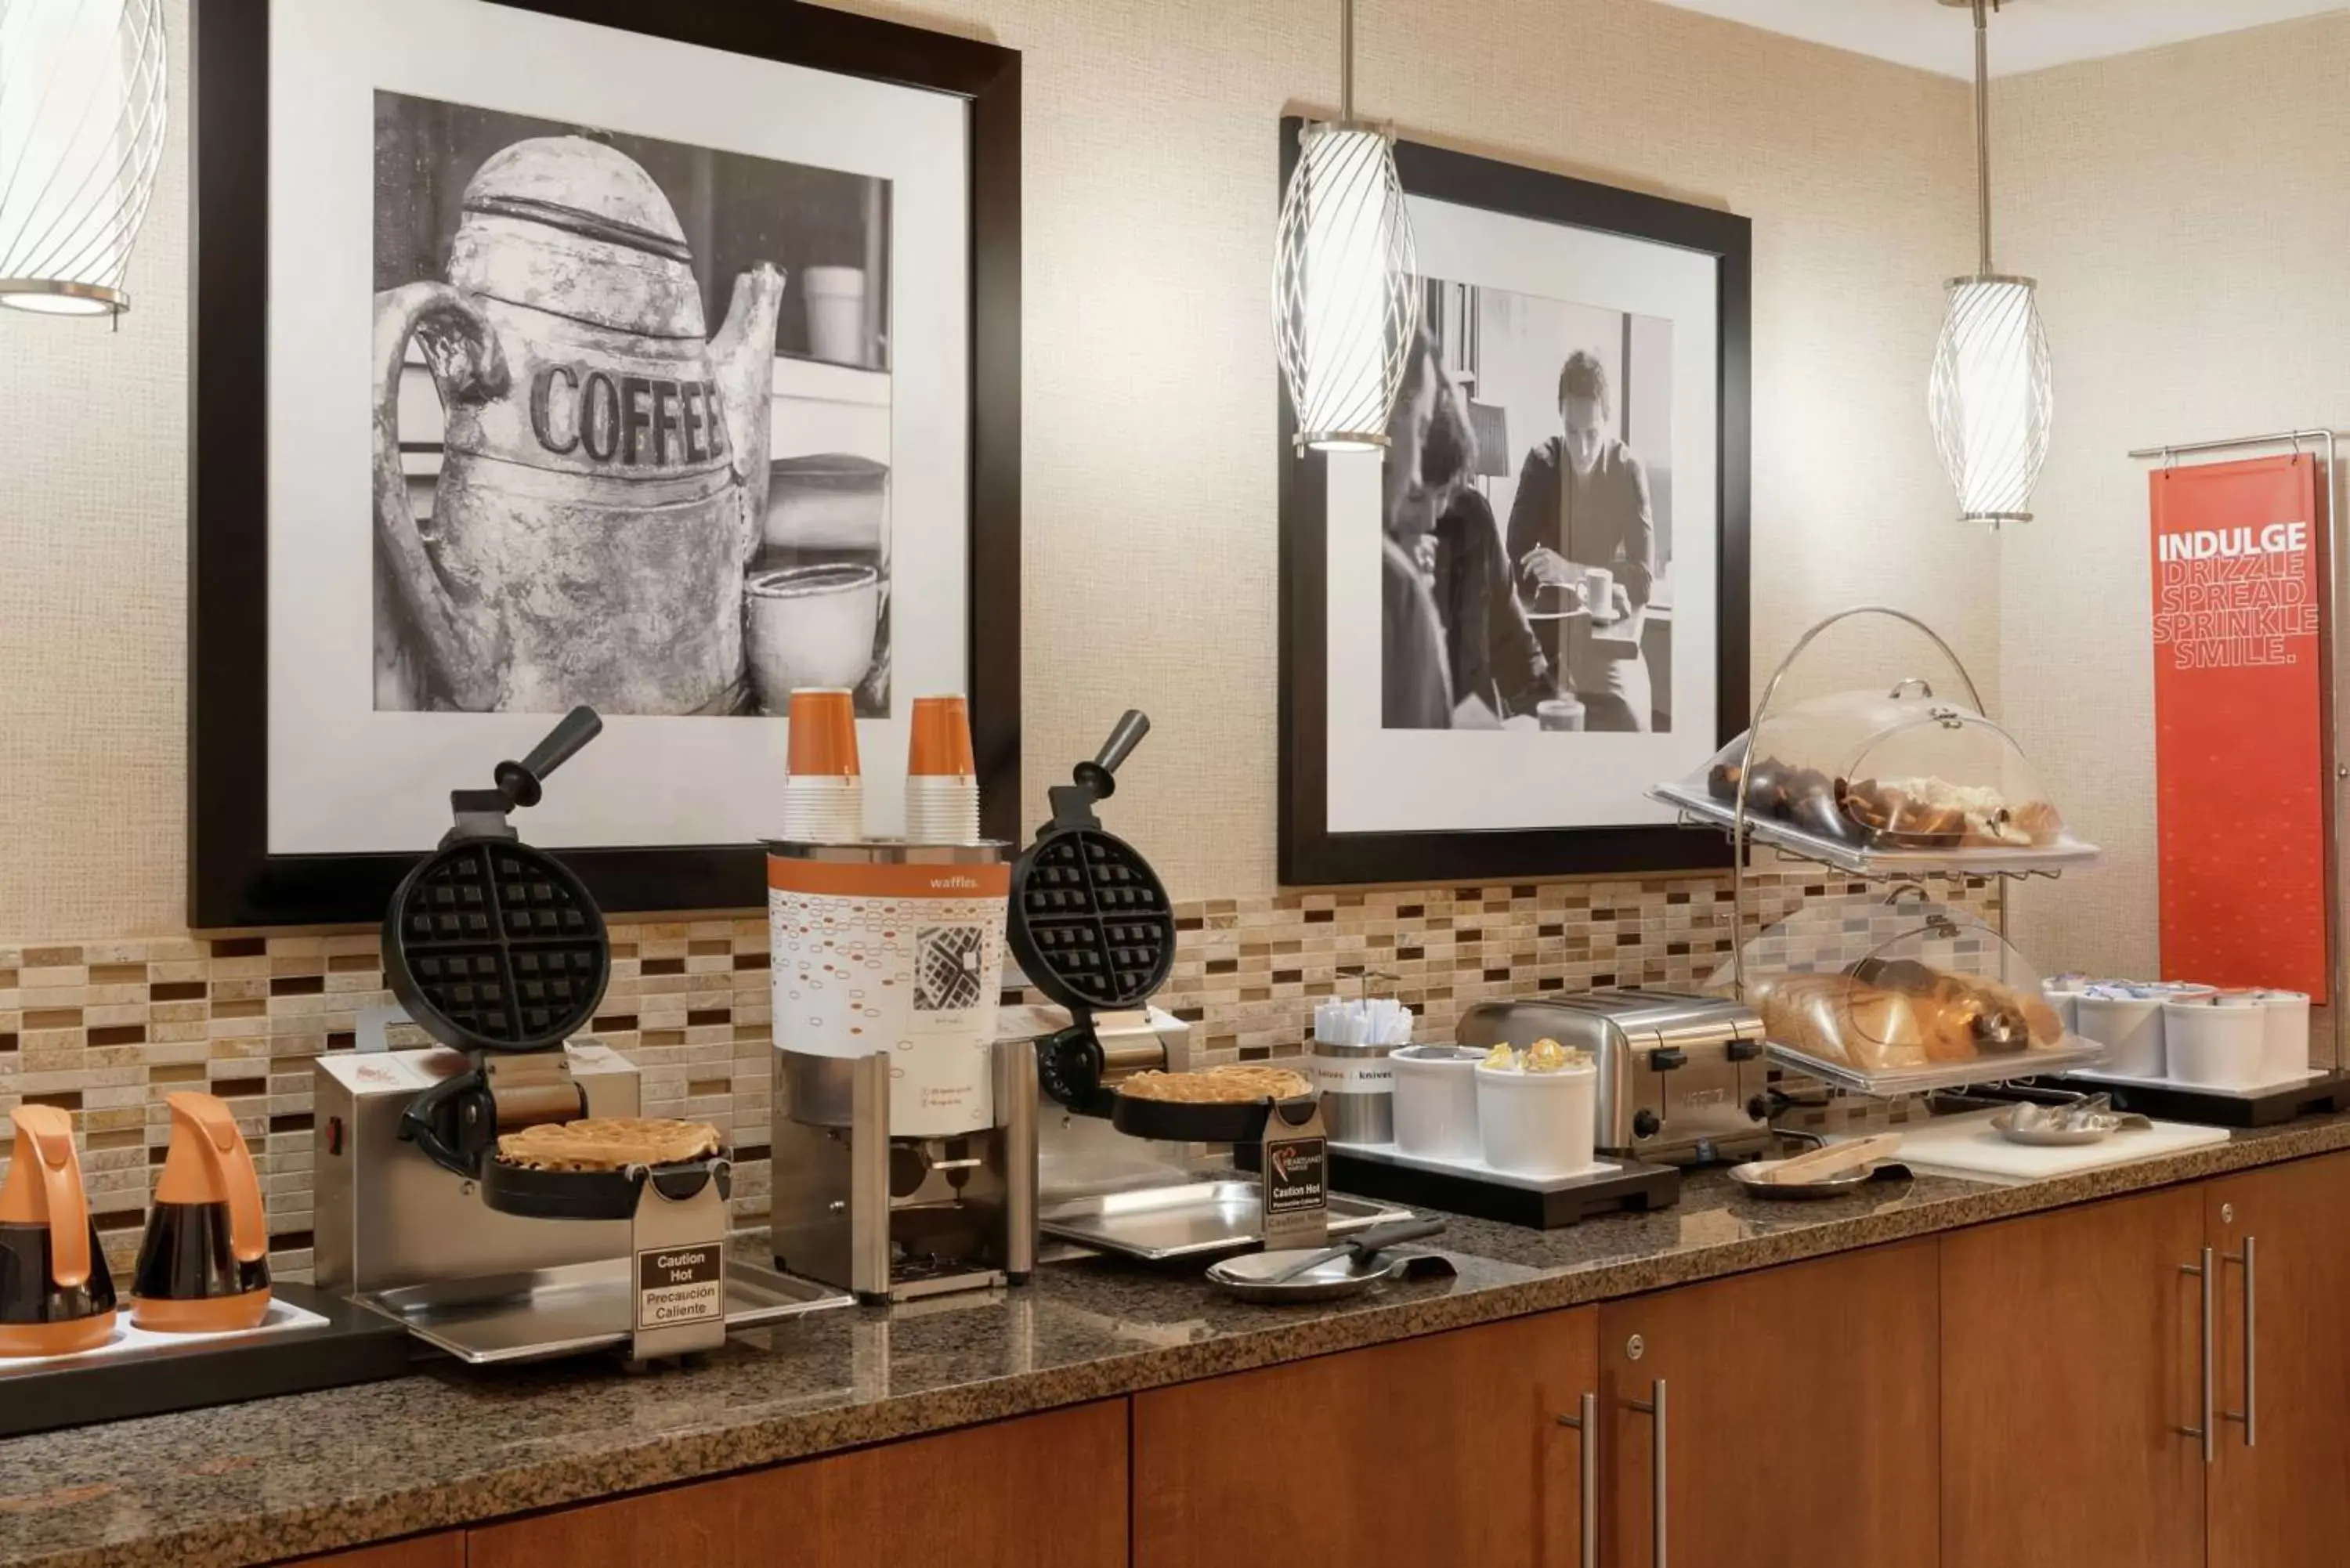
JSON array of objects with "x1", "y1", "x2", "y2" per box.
[
  {"x1": 1654, "y1": 683, "x2": 2099, "y2": 873},
  {"x1": 1705, "y1": 893, "x2": 2102, "y2": 1095}
]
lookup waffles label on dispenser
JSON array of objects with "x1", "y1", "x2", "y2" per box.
[
  {"x1": 766, "y1": 853, "x2": 1011, "y2": 1137},
  {"x1": 635, "y1": 1243, "x2": 725, "y2": 1331}
]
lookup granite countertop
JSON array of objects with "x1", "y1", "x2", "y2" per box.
[{"x1": 7, "y1": 1113, "x2": 2350, "y2": 1568}]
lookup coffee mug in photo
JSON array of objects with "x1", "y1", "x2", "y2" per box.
[
  {"x1": 1582, "y1": 565, "x2": 1616, "y2": 623},
  {"x1": 1536, "y1": 695, "x2": 1586, "y2": 732},
  {"x1": 801, "y1": 265, "x2": 867, "y2": 365},
  {"x1": 747, "y1": 563, "x2": 883, "y2": 716}
]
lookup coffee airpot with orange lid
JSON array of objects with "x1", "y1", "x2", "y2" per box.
[
  {"x1": 131, "y1": 1093, "x2": 270, "y2": 1332},
  {"x1": 0, "y1": 1105, "x2": 117, "y2": 1356}
]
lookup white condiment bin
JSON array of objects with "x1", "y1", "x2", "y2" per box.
[
  {"x1": 1390, "y1": 1046, "x2": 1484, "y2": 1160},
  {"x1": 2041, "y1": 975, "x2": 2088, "y2": 1035},
  {"x1": 2164, "y1": 994, "x2": 2271, "y2": 1089},
  {"x1": 1473, "y1": 1060, "x2": 1598, "y2": 1177},
  {"x1": 2073, "y1": 990, "x2": 2168, "y2": 1078},
  {"x1": 2254, "y1": 990, "x2": 2311, "y2": 1082}
]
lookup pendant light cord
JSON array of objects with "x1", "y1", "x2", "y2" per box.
[
  {"x1": 1340, "y1": 0, "x2": 1355, "y2": 123},
  {"x1": 1972, "y1": 0, "x2": 1992, "y2": 276}
]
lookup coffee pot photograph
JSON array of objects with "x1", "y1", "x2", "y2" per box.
[{"x1": 373, "y1": 134, "x2": 785, "y2": 716}]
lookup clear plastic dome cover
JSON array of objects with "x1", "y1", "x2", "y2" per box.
[
  {"x1": 1681, "y1": 685, "x2": 2070, "y2": 852},
  {"x1": 1707, "y1": 894, "x2": 2075, "y2": 1080}
]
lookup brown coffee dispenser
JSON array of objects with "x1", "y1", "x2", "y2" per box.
[
  {"x1": 0, "y1": 1105, "x2": 117, "y2": 1356},
  {"x1": 131, "y1": 1093, "x2": 270, "y2": 1332}
]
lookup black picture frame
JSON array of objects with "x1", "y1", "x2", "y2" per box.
[
  {"x1": 1277, "y1": 121, "x2": 1750, "y2": 887},
  {"x1": 190, "y1": 0, "x2": 1021, "y2": 928}
]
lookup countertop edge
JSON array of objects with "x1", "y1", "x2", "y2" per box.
[{"x1": 33, "y1": 1115, "x2": 2350, "y2": 1568}]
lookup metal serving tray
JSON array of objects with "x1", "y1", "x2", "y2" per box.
[
  {"x1": 355, "y1": 1258, "x2": 851, "y2": 1365},
  {"x1": 1767, "y1": 1035, "x2": 2106, "y2": 1099},
  {"x1": 1649, "y1": 781, "x2": 2102, "y2": 877},
  {"x1": 1039, "y1": 1180, "x2": 1411, "y2": 1262}
]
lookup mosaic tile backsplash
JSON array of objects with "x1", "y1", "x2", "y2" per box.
[{"x1": 0, "y1": 869, "x2": 1997, "y2": 1282}]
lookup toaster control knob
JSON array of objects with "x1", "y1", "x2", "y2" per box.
[
  {"x1": 1632, "y1": 1109, "x2": 1661, "y2": 1140},
  {"x1": 1747, "y1": 1094, "x2": 1770, "y2": 1122}
]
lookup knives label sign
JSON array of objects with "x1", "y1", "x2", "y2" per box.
[{"x1": 636, "y1": 1243, "x2": 725, "y2": 1331}]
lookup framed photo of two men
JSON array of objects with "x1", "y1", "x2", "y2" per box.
[{"x1": 1278, "y1": 122, "x2": 1752, "y2": 885}]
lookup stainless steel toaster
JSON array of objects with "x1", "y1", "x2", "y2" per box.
[{"x1": 1456, "y1": 990, "x2": 1772, "y2": 1164}]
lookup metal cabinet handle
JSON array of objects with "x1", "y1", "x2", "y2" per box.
[
  {"x1": 1630, "y1": 1378, "x2": 1668, "y2": 1568},
  {"x1": 2223, "y1": 1237, "x2": 2257, "y2": 1448},
  {"x1": 2179, "y1": 1248, "x2": 2214, "y2": 1464},
  {"x1": 1555, "y1": 1391, "x2": 1598, "y2": 1568}
]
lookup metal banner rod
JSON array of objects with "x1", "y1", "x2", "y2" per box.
[
  {"x1": 2127, "y1": 430, "x2": 2337, "y2": 461},
  {"x1": 2131, "y1": 427, "x2": 2347, "y2": 1075}
]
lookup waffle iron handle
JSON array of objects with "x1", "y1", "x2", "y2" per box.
[
  {"x1": 1075, "y1": 710, "x2": 1150, "y2": 800},
  {"x1": 400, "y1": 1064, "x2": 496, "y2": 1178},
  {"x1": 497, "y1": 706, "x2": 603, "y2": 810},
  {"x1": 1037, "y1": 1024, "x2": 1117, "y2": 1118}
]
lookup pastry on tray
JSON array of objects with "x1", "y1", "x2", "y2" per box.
[
  {"x1": 1117, "y1": 1065, "x2": 1313, "y2": 1103},
  {"x1": 1752, "y1": 965, "x2": 2062, "y2": 1073},
  {"x1": 1841, "y1": 776, "x2": 2063, "y2": 850},
  {"x1": 494, "y1": 1117, "x2": 722, "y2": 1172}
]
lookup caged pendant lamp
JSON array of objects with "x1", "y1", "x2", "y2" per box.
[
  {"x1": 1928, "y1": 0, "x2": 2052, "y2": 526},
  {"x1": 1272, "y1": 0, "x2": 1419, "y2": 453},
  {"x1": 0, "y1": 0, "x2": 169, "y2": 318}
]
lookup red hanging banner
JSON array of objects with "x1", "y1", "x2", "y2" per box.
[{"x1": 2149, "y1": 453, "x2": 2329, "y2": 999}]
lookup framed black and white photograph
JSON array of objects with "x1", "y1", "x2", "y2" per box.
[
  {"x1": 192, "y1": 0, "x2": 1020, "y2": 926},
  {"x1": 1279, "y1": 126, "x2": 1749, "y2": 884}
]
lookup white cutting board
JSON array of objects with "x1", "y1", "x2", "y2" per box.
[{"x1": 1840, "y1": 1109, "x2": 2230, "y2": 1183}]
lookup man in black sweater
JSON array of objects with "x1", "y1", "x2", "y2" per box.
[{"x1": 1502, "y1": 349, "x2": 1657, "y2": 732}]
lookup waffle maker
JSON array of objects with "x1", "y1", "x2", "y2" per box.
[
  {"x1": 1012, "y1": 711, "x2": 1178, "y2": 1117},
  {"x1": 1012, "y1": 714, "x2": 1329, "y2": 1250},
  {"x1": 392, "y1": 709, "x2": 725, "y2": 1213}
]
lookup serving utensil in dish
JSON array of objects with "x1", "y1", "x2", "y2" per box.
[
  {"x1": 1726, "y1": 1158, "x2": 1914, "y2": 1201},
  {"x1": 1727, "y1": 1133, "x2": 1911, "y2": 1201},
  {"x1": 1206, "y1": 1219, "x2": 1455, "y2": 1303},
  {"x1": 1989, "y1": 1094, "x2": 2148, "y2": 1146}
]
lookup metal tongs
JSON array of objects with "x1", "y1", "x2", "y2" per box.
[{"x1": 1990, "y1": 1093, "x2": 2150, "y2": 1143}]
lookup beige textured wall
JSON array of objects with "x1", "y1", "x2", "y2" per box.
[
  {"x1": 1994, "y1": 13, "x2": 2350, "y2": 976},
  {"x1": 0, "y1": 0, "x2": 1982, "y2": 941}
]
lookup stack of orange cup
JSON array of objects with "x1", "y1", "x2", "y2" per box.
[
  {"x1": 904, "y1": 695, "x2": 981, "y2": 844},
  {"x1": 783, "y1": 688, "x2": 864, "y2": 842}
]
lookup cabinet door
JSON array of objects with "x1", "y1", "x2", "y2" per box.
[
  {"x1": 469, "y1": 1401, "x2": 1126, "y2": 1568},
  {"x1": 2208, "y1": 1152, "x2": 2350, "y2": 1568},
  {"x1": 1134, "y1": 1310, "x2": 1599, "y2": 1568},
  {"x1": 1943, "y1": 1186, "x2": 2207, "y2": 1568},
  {"x1": 1599, "y1": 1239, "x2": 1938, "y2": 1568}
]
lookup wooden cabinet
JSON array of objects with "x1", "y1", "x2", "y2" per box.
[
  {"x1": 1598, "y1": 1238, "x2": 1938, "y2": 1568},
  {"x1": 1943, "y1": 1186, "x2": 2208, "y2": 1568},
  {"x1": 272, "y1": 1156, "x2": 2350, "y2": 1568},
  {"x1": 277, "y1": 1537, "x2": 463, "y2": 1568},
  {"x1": 2207, "y1": 1151, "x2": 2350, "y2": 1568},
  {"x1": 468, "y1": 1400, "x2": 1126, "y2": 1568},
  {"x1": 1133, "y1": 1310, "x2": 1599, "y2": 1568}
]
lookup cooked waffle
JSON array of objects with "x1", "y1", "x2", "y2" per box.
[
  {"x1": 1117, "y1": 1065, "x2": 1313, "y2": 1104},
  {"x1": 494, "y1": 1117, "x2": 721, "y2": 1172}
]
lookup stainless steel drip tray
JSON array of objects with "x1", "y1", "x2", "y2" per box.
[
  {"x1": 1040, "y1": 1180, "x2": 1412, "y2": 1262},
  {"x1": 354, "y1": 1258, "x2": 852, "y2": 1365}
]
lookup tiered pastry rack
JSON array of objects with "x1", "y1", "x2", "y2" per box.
[{"x1": 1650, "y1": 605, "x2": 2103, "y2": 1100}]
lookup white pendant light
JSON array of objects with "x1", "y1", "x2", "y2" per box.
[
  {"x1": 0, "y1": 0, "x2": 169, "y2": 317},
  {"x1": 1272, "y1": 0, "x2": 1419, "y2": 453},
  {"x1": 1928, "y1": 0, "x2": 2051, "y2": 526}
]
